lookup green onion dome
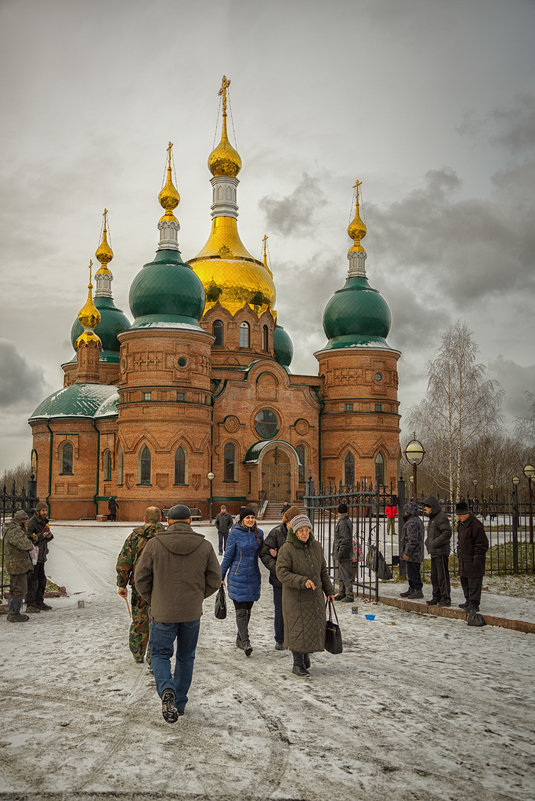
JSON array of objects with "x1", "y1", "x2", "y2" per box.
[
  {"x1": 70, "y1": 296, "x2": 131, "y2": 362},
  {"x1": 322, "y1": 275, "x2": 391, "y2": 350},
  {"x1": 29, "y1": 383, "x2": 117, "y2": 421},
  {"x1": 273, "y1": 324, "x2": 293, "y2": 368}
]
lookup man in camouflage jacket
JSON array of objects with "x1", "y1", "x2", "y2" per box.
[
  {"x1": 116, "y1": 506, "x2": 165, "y2": 663},
  {"x1": 4, "y1": 510, "x2": 34, "y2": 622}
]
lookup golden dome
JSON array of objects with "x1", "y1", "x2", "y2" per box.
[
  {"x1": 76, "y1": 261, "x2": 102, "y2": 348},
  {"x1": 208, "y1": 76, "x2": 242, "y2": 178},
  {"x1": 348, "y1": 179, "x2": 367, "y2": 253},
  {"x1": 158, "y1": 142, "x2": 180, "y2": 222},
  {"x1": 95, "y1": 208, "x2": 113, "y2": 276}
]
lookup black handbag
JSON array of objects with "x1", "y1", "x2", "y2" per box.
[
  {"x1": 366, "y1": 544, "x2": 393, "y2": 581},
  {"x1": 325, "y1": 599, "x2": 343, "y2": 654},
  {"x1": 214, "y1": 585, "x2": 227, "y2": 620}
]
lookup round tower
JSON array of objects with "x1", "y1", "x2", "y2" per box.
[{"x1": 315, "y1": 180, "x2": 401, "y2": 489}]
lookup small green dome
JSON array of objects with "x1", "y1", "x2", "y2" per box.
[
  {"x1": 273, "y1": 324, "x2": 293, "y2": 368},
  {"x1": 129, "y1": 249, "x2": 205, "y2": 329},
  {"x1": 29, "y1": 383, "x2": 117, "y2": 421},
  {"x1": 322, "y1": 275, "x2": 391, "y2": 350},
  {"x1": 70, "y1": 297, "x2": 131, "y2": 362}
]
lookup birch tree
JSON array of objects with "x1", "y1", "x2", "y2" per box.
[{"x1": 407, "y1": 321, "x2": 503, "y2": 504}]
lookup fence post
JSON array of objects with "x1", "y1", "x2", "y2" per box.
[
  {"x1": 511, "y1": 485, "x2": 519, "y2": 572},
  {"x1": 397, "y1": 477, "x2": 407, "y2": 579}
]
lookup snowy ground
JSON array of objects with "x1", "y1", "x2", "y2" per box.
[{"x1": 1, "y1": 521, "x2": 534, "y2": 801}]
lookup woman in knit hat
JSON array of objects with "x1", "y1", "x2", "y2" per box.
[
  {"x1": 275, "y1": 513, "x2": 335, "y2": 676},
  {"x1": 220, "y1": 507, "x2": 264, "y2": 657}
]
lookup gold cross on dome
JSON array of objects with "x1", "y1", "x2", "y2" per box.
[
  {"x1": 219, "y1": 75, "x2": 231, "y2": 114},
  {"x1": 353, "y1": 179, "x2": 362, "y2": 204},
  {"x1": 88, "y1": 259, "x2": 93, "y2": 286}
]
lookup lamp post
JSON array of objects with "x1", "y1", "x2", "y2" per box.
[
  {"x1": 523, "y1": 464, "x2": 534, "y2": 544},
  {"x1": 512, "y1": 476, "x2": 520, "y2": 571},
  {"x1": 404, "y1": 437, "x2": 425, "y2": 500},
  {"x1": 207, "y1": 472, "x2": 215, "y2": 524},
  {"x1": 472, "y1": 479, "x2": 478, "y2": 514}
]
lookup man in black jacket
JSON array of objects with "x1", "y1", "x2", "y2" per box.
[
  {"x1": 260, "y1": 505, "x2": 300, "y2": 649},
  {"x1": 456, "y1": 501, "x2": 489, "y2": 613},
  {"x1": 423, "y1": 496, "x2": 452, "y2": 606},
  {"x1": 333, "y1": 503, "x2": 354, "y2": 602},
  {"x1": 26, "y1": 502, "x2": 54, "y2": 612},
  {"x1": 214, "y1": 505, "x2": 233, "y2": 555}
]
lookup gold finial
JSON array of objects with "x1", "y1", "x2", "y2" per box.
[
  {"x1": 262, "y1": 234, "x2": 273, "y2": 277},
  {"x1": 158, "y1": 141, "x2": 180, "y2": 222},
  {"x1": 348, "y1": 178, "x2": 367, "y2": 253},
  {"x1": 76, "y1": 260, "x2": 102, "y2": 348},
  {"x1": 208, "y1": 75, "x2": 242, "y2": 178},
  {"x1": 95, "y1": 208, "x2": 114, "y2": 273}
]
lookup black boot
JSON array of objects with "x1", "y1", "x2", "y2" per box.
[
  {"x1": 7, "y1": 598, "x2": 29, "y2": 623},
  {"x1": 236, "y1": 608, "x2": 252, "y2": 656},
  {"x1": 292, "y1": 652, "x2": 309, "y2": 677},
  {"x1": 303, "y1": 653, "x2": 311, "y2": 669}
]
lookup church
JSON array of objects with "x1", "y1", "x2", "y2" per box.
[{"x1": 29, "y1": 78, "x2": 401, "y2": 521}]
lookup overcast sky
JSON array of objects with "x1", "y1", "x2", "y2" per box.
[{"x1": 1, "y1": 0, "x2": 534, "y2": 474}]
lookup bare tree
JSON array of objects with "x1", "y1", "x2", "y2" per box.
[
  {"x1": 407, "y1": 321, "x2": 503, "y2": 505},
  {"x1": 514, "y1": 391, "x2": 535, "y2": 446},
  {"x1": 1, "y1": 461, "x2": 32, "y2": 492}
]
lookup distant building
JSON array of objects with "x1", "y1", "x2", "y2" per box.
[{"x1": 29, "y1": 79, "x2": 401, "y2": 520}]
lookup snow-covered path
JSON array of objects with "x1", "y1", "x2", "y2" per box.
[{"x1": 1, "y1": 523, "x2": 534, "y2": 801}]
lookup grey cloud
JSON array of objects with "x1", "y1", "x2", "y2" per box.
[
  {"x1": 0, "y1": 339, "x2": 48, "y2": 408},
  {"x1": 487, "y1": 356, "x2": 535, "y2": 421},
  {"x1": 259, "y1": 174, "x2": 327, "y2": 236},
  {"x1": 490, "y1": 93, "x2": 535, "y2": 153}
]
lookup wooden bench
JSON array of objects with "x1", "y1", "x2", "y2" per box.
[{"x1": 162, "y1": 506, "x2": 203, "y2": 521}]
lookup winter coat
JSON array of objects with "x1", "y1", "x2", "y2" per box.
[
  {"x1": 214, "y1": 512, "x2": 233, "y2": 534},
  {"x1": 220, "y1": 523, "x2": 264, "y2": 602},
  {"x1": 384, "y1": 506, "x2": 397, "y2": 519},
  {"x1": 401, "y1": 501, "x2": 424, "y2": 562},
  {"x1": 276, "y1": 529, "x2": 334, "y2": 653},
  {"x1": 27, "y1": 514, "x2": 53, "y2": 563},
  {"x1": 4, "y1": 520, "x2": 34, "y2": 575},
  {"x1": 457, "y1": 514, "x2": 489, "y2": 578},
  {"x1": 134, "y1": 521, "x2": 221, "y2": 623},
  {"x1": 333, "y1": 514, "x2": 353, "y2": 562},
  {"x1": 260, "y1": 522, "x2": 288, "y2": 588},
  {"x1": 423, "y1": 496, "x2": 452, "y2": 557},
  {"x1": 116, "y1": 522, "x2": 165, "y2": 588}
]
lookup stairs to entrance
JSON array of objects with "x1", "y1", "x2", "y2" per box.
[{"x1": 259, "y1": 501, "x2": 305, "y2": 520}]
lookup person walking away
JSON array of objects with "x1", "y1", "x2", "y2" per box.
[
  {"x1": 108, "y1": 497, "x2": 119, "y2": 521},
  {"x1": 135, "y1": 504, "x2": 220, "y2": 723},
  {"x1": 260, "y1": 505, "x2": 300, "y2": 649},
  {"x1": 116, "y1": 506, "x2": 165, "y2": 663},
  {"x1": 214, "y1": 504, "x2": 233, "y2": 555},
  {"x1": 4, "y1": 510, "x2": 33, "y2": 623},
  {"x1": 399, "y1": 501, "x2": 425, "y2": 599},
  {"x1": 280, "y1": 501, "x2": 291, "y2": 517},
  {"x1": 423, "y1": 496, "x2": 452, "y2": 606},
  {"x1": 220, "y1": 507, "x2": 264, "y2": 657},
  {"x1": 456, "y1": 501, "x2": 489, "y2": 616},
  {"x1": 333, "y1": 503, "x2": 354, "y2": 602},
  {"x1": 276, "y1": 513, "x2": 335, "y2": 677},
  {"x1": 25, "y1": 502, "x2": 54, "y2": 612},
  {"x1": 385, "y1": 496, "x2": 398, "y2": 537}
]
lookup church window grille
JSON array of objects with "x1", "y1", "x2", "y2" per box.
[
  {"x1": 239, "y1": 322, "x2": 250, "y2": 348},
  {"x1": 139, "y1": 445, "x2": 151, "y2": 485},
  {"x1": 174, "y1": 446, "x2": 187, "y2": 485},
  {"x1": 262, "y1": 325, "x2": 268, "y2": 351},
  {"x1": 213, "y1": 320, "x2": 224, "y2": 346},
  {"x1": 103, "y1": 449, "x2": 112, "y2": 481},
  {"x1": 344, "y1": 452, "x2": 355, "y2": 487},
  {"x1": 143, "y1": 391, "x2": 151, "y2": 401},
  {"x1": 224, "y1": 443, "x2": 236, "y2": 482},
  {"x1": 344, "y1": 402, "x2": 353, "y2": 412},
  {"x1": 60, "y1": 442, "x2": 74, "y2": 475},
  {"x1": 118, "y1": 446, "x2": 123, "y2": 485},
  {"x1": 375, "y1": 452, "x2": 385, "y2": 487},
  {"x1": 296, "y1": 444, "x2": 306, "y2": 483}
]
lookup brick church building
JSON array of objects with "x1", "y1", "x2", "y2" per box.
[{"x1": 29, "y1": 79, "x2": 401, "y2": 521}]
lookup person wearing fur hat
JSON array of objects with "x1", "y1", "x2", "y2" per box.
[
  {"x1": 26, "y1": 501, "x2": 54, "y2": 612},
  {"x1": 456, "y1": 501, "x2": 489, "y2": 616},
  {"x1": 276, "y1": 514, "x2": 335, "y2": 677},
  {"x1": 220, "y1": 507, "x2": 264, "y2": 657}
]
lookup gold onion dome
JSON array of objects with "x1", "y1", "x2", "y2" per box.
[
  {"x1": 76, "y1": 261, "x2": 102, "y2": 348},
  {"x1": 208, "y1": 75, "x2": 242, "y2": 178},
  {"x1": 348, "y1": 179, "x2": 367, "y2": 253},
  {"x1": 158, "y1": 141, "x2": 180, "y2": 221},
  {"x1": 95, "y1": 208, "x2": 114, "y2": 274}
]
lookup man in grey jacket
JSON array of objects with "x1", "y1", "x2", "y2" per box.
[
  {"x1": 423, "y1": 496, "x2": 452, "y2": 606},
  {"x1": 135, "y1": 504, "x2": 220, "y2": 723},
  {"x1": 333, "y1": 503, "x2": 354, "y2": 602}
]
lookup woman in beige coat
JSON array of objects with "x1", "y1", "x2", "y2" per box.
[{"x1": 276, "y1": 514, "x2": 335, "y2": 676}]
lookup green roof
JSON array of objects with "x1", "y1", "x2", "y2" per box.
[
  {"x1": 243, "y1": 440, "x2": 302, "y2": 465},
  {"x1": 29, "y1": 384, "x2": 117, "y2": 421},
  {"x1": 273, "y1": 324, "x2": 293, "y2": 368},
  {"x1": 70, "y1": 296, "x2": 131, "y2": 362},
  {"x1": 322, "y1": 275, "x2": 391, "y2": 351}
]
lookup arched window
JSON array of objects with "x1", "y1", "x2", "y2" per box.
[
  {"x1": 262, "y1": 325, "x2": 269, "y2": 351},
  {"x1": 239, "y1": 321, "x2": 250, "y2": 348},
  {"x1": 213, "y1": 319, "x2": 224, "y2": 347},
  {"x1": 103, "y1": 449, "x2": 112, "y2": 482},
  {"x1": 224, "y1": 442, "x2": 236, "y2": 482},
  {"x1": 375, "y1": 452, "x2": 385, "y2": 487},
  {"x1": 175, "y1": 446, "x2": 187, "y2": 485},
  {"x1": 60, "y1": 442, "x2": 74, "y2": 475},
  {"x1": 344, "y1": 452, "x2": 355, "y2": 487},
  {"x1": 31, "y1": 449, "x2": 38, "y2": 478},
  {"x1": 139, "y1": 445, "x2": 151, "y2": 485},
  {"x1": 117, "y1": 446, "x2": 123, "y2": 485},
  {"x1": 296, "y1": 444, "x2": 306, "y2": 483}
]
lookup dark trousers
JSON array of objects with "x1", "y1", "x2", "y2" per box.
[
  {"x1": 407, "y1": 561, "x2": 423, "y2": 591},
  {"x1": 26, "y1": 562, "x2": 46, "y2": 606},
  {"x1": 337, "y1": 559, "x2": 354, "y2": 598},
  {"x1": 272, "y1": 585, "x2": 284, "y2": 644},
  {"x1": 217, "y1": 531, "x2": 229, "y2": 554},
  {"x1": 430, "y1": 555, "x2": 451, "y2": 602},
  {"x1": 9, "y1": 571, "x2": 28, "y2": 600},
  {"x1": 460, "y1": 576, "x2": 483, "y2": 609}
]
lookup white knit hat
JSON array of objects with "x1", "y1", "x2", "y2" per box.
[{"x1": 290, "y1": 514, "x2": 312, "y2": 532}]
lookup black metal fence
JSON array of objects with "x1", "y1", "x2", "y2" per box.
[
  {"x1": 1, "y1": 480, "x2": 38, "y2": 599},
  {"x1": 304, "y1": 478, "x2": 535, "y2": 602}
]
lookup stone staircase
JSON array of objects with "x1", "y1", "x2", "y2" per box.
[{"x1": 259, "y1": 501, "x2": 305, "y2": 520}]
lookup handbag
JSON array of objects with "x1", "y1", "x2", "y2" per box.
[
  {"x1": 214, "y1": 585, "x2": 227, "y2": 620},
  {"x1": 325, "y1": 599, "x2": 343, "y2": 654},
  {"x1": 365, "y1": 544, "x2": 393, "y2": 581}
]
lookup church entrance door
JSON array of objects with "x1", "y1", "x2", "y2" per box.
[{"x1": 261, "y1": 447, "x2": 291, "y2": 501}]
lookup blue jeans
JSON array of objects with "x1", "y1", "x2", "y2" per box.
[{"x1": 150, "y1": 619, "x2": 201, "y2": 710}]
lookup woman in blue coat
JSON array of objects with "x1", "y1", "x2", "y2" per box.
[{"x1": 220, "y1": 507, "x2": 264, "y2": 657}]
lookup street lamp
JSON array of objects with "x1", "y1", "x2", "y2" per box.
[
  {"x1": 207, "y1": 472, "x2": 215, "y2": 523},
  {"x1": 404, "y1": 437, "x2": 425, "y2": 499},
  {"x1": 523, "y1": 464, "x2": 534, "y2": 544}
]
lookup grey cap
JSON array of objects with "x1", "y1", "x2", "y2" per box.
[
  {"x1": 167, "y1": 504, "x2": 191, "y2": 520},
  {"x1": 14, "y1": 510, "x2": 29, "y2": 521}
]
